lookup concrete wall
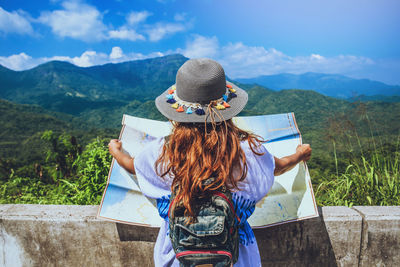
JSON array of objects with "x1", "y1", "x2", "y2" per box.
[{"x1": 0, "y1": 205, "x2": 399, "y2": 267}]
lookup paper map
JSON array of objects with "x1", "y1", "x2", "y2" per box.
[{"x1": 97, "y1": 113, "x2": 318, "y2": 228}]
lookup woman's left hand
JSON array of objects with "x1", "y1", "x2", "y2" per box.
[
  {"x1": 296, "y1": 144, "x2": 312, "y2": 162},
  {"x1": 108, "y1": 139, "x2": 136, "y2": 174}
]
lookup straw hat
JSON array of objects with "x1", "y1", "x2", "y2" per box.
[{"x1": 155, "y1": 58, "x2": 248, "y2": 123}]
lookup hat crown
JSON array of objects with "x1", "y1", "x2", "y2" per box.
[{"x1": 176, "y1": 58, "x2": 226, "y2": 104}]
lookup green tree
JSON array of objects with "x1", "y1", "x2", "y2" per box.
[
  {"x1": 61, "y1": 137, "x2": 112, "y2": 204},
  {"x1": 41, "y1": 130, "x2": 82, "y2": 182}
]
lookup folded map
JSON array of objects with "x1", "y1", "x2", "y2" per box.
[{"x1": 97, "y1": 113, "x2": 318, "y2": 228}]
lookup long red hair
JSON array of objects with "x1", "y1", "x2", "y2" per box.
[{"x1": 155, "y1": 119, "x2": 264, "y2": 221}]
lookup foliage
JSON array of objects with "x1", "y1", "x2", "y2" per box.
[
  {"x1": 63, "y1": 137, "x2": 112, "y2": 204},
  {"x1": 314, "y1": 107, "x2": 400, "y2": 206},
  {"x1": 0, "y1": 173, "x2": 72, "y2": 204},
  {"x1": 315, "y1": 143, "x2": 399, "y2": 206},
  {"x1": 0, "y1": 137, "x2": 112, "y2": 205},
  {"x1": 0, "y1": 76, "x2": 399, "y2": 206},
  {"x1": 0, "y1": 99, "x2": 118, "y2": 179},
  {"x1": 41, "y1": 130, "x2": 82, "y2": 181}
]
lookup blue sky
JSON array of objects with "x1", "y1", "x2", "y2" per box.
[{"x1": 0, "y1": 0, "x2": 399, "y2": 84}]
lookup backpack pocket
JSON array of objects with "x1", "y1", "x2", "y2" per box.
[
  {"x1": 176, "y1": 250, "x2": 232, "y2": 267},
  {"x1": 173, "y1": 215, "x2": 228, "y2": 249}
]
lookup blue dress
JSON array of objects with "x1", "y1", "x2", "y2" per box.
[{"x1": 134, "y1": 137, "x2": 275, "y2": 267}]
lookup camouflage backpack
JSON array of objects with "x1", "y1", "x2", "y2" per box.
[{"x1": 168, "y1": 180, "x2": 239, "y2": 267}]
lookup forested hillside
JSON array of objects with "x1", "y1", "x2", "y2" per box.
[
  {"x1": 1, "y1": 54, "x2": 399, "y2": 206},
  {"x1": 0, "y1": 99, "x2": 118, "y2": 179},
  {"x1": 0, "y1": 54, "x2": 188, "y2": 114}
]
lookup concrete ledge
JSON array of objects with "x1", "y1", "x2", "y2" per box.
[
  {"x1": 254, "y1": 206, "x2": 362, "y2": 267},
  {"x1": 352, "y1": 206, "x2": 400, "y2": 267},
  {"x1": 1, "y1": 205, "x2": 399, "y2": 267},
  {"x1": 0, "y1": 204, "x2": 155, "y2": 267}
]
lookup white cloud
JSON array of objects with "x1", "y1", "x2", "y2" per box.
[
  {"x1": 70, "y1": 50, "x2": 109, "y2": 67},
  {"x1": 107, "y1": 11, "x2": 150, "y2": 41},
  {"x1": 108, "y1": 27, "x2": 145, "y2": 41},
  {"x1": 0, "y1": 51, "x2": 107, "y2": 69},
  {"x1": 34, "y1": 1, "x2": 188, "y2": 43},
  {"x1": 177, "y1": 35, "x2": 376, "y2": 79},
  {"x1": 310, "y1": 54, "x2": 324, "y2": 60},
  {"x1": 38, "y1": 1, "x2": 186, "y2": 42},
  {"x1": 177, "y1": 35, "x2": 219, "y2": 58},
  {"x1": 146, "y1": 22, "x2": 186, "y2": 42},
  {"x1": 0, "y1": 53, "x2": 38, "y2": 70},
  {"x1": 127, "y1": 11, "x2": 152, "y2": 26},
  {"x1": 0, "y1": 47, "x2": 165, "y2": 70},
  {"x1": 101, "y1": 47, "x2": 164, "y2": 64},
  {"x1": 174, "y1": 13, "x2": 186, "y2": 22},
  {"x1": 1, "y1": 32, "x2": 383, "y2": 83},
  {"x1": 38, "y1": 0, "x2": 107, "y2": 42},
  {"x1": 0, "y1": 7, "x2": 34, "y2": 35},
  {"x1": 110, "y1": 47, "x2": 123, "y2": 60},
  {"x1": 1, "y1": 43, "x2": 397, "y2": 84}
]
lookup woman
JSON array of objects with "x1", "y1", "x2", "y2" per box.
[{"x1": 109, "y1": 58, "x2": 311, "y2": 266}]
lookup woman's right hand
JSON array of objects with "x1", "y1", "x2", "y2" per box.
[{"x1": 108, "y1": 139, "x2": 122, "y2": 158}]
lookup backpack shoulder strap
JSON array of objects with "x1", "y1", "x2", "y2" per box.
[{"x1": 212, "y1": 191, "x2": 241, "y2": 223}]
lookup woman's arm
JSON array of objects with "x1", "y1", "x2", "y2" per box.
[
  {"x1": 108, "y1": 139, "x2": 135, "y2": 174},
  {"x1": 274, "y1": 144, "x2": 311, "y2": 176}
]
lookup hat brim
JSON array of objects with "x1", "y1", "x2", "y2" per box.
[{"x1": 155, "y1": 81, "x2": 248, "y2": 123}]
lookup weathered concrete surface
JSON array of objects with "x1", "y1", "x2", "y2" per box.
[
  {"x1": 254, "y1": 206, "x2": 362, "y2": 267},
  {"x1": 0, "y1": 204, "x2": 155, "y2": 267},
  {"x1": 352, "y1": 206, "x2": 400, "y2": 267},
  {"x1": 1, "y1": 205, "x2": 399, "y2": 267}
]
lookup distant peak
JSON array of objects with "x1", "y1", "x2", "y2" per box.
[
  {"x1": 39, "y1": 60, "x2": 76, "y2": 68},
  {"x1": 163, "y1": 53, "x2": 187, "y2": 59},
  {"x1": 0, "y1": 64, "x2": 13, "y2": 71},
  {"x1": 147, "y1": 53, "x2": 189, "y2": 62},
  {"x1": 134, "y1": 53, "x2": 187, "y2": 62},
  {"x1": 29, "y1": 60, "x2": 80, "y2": 72}
]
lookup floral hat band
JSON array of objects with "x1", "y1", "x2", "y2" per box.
[
  {"x1": 165, "y1": 84, "x2": 237, "y2": 115},
  {"x1": 155, "y1": 58, "x2": 248, "y2": 123}
]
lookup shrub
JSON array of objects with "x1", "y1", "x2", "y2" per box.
[{"x1": 0, "y1": 137, "x2": 112, "y2": 205}]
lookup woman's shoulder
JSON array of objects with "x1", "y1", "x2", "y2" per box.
[
  {"x1": 135, "y1": 136, "x2": 165, "y2": 170},
  {"x1": 240, "y1": 140, "x2": 274, "y2": 174},
  {"x1": 134, "y1": 136, "x2": 171, "y2": 198},
  {"x1": 240, "y1": 140, "x2": 268, "y2": 157},
  {"x1": 236, "y1": 140, "x2": 275, "y2": 202},
  {"x1": 143, "y1": 136, "x2": 165, "y2": 150}
]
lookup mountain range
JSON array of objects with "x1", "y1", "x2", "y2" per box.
[
  {"x1": 237, "y1": 72, "x2": 400, "y2": 98},
  {"x1": 1, "y1": 53, "x2": 399, "y2": 140},
  {"x1": 1, "y1": 54, "x2": 399, "y2": 178},
  {"x1": 0, "y1": 54, "x2": 188, "y2": 115},
  {"x1": 1, "y1": 54, "x2": 400, "y2": 109}
]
